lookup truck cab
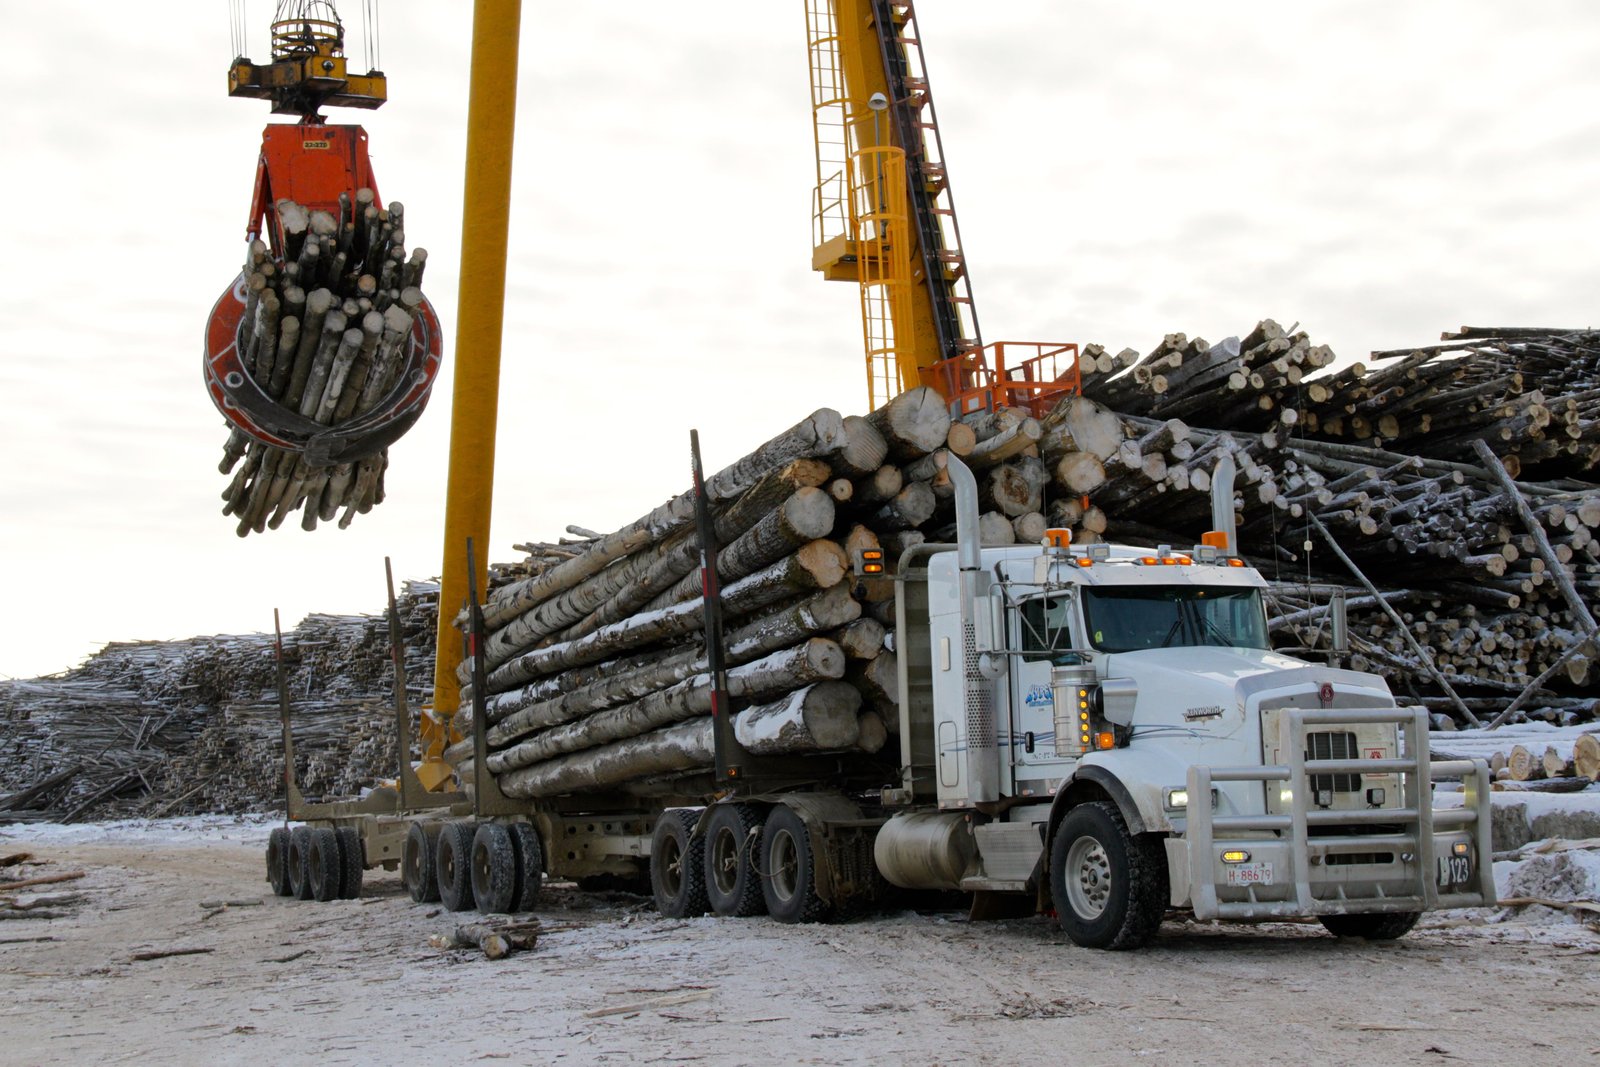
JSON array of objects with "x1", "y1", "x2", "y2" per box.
[{"x1": 875, "y1": 458, "x2": 1495, "y2": 949}]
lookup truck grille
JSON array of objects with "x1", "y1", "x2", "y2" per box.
[{"x1": 1306, "y1": 731, "x2": 1360, "y2": 794}]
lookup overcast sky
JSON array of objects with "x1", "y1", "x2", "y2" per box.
[{"x1": 1, "y1": 1, "x2": 1596, "y2": 681}]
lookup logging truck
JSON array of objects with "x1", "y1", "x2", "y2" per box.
[
  {"x1": 256, "y1": 1, "x2": 1492, "y2": 948},
  {"x1": 266, "y1": 455, "x2": 1495, "y2": 949}
]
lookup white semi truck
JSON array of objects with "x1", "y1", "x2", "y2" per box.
[{"x1": 859, "y1": 457, "x2": 1496, "y2": 947}]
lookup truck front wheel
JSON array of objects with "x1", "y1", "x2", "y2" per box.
[
  {"x1": 1318, "y1": 912, "x2": 1420, "y2": 940},
  {"x1": 1050, "y1": 801, "x2": 1166, "y2": 950}
]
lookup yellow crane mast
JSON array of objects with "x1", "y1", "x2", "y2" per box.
[{"x1": 806, "y1": 0, "x2": 1080, "y2": 417}]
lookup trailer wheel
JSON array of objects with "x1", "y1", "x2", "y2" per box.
[
  {"x1": 1050, "y1": 801, "x2": 1166, "y2": 950},
  {"x1": 650, "y1": 809, "x2": 709, "y2": 918},
  {"x1": 508, "y1": 823, "x2": 544, "y2": 912},
  {"x1": 704, "y1": 804, "x2": 766, "y2": 918},
  {"x1": 307, "y1": 828, "x2": 343, "y2": 903},
  {"x1": 436, "y1": 821, "x2": 477, "y2": 912},
  {"x1": 266, "y1": 827, "x2": 293, "y2": 897},
  {"x1": 1318, "y1": 911, "x2": 1421, "y2": 940},
  {"x1": 403, "y1": 822, "x2": 441, "y2": 903},
  {"x1": 288, "y1": 826, "x2": 315, "y2": 901},
  {"x1": 760, "y1": 805, "x2": 830, "y2": 924},
  {"x1": 471, "y1": 824, "x2": 518, "y2": 914},
  {"x1": 335, "y1": 826, "x2": 364, "y2": 900}
]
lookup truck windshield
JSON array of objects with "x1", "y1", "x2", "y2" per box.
[{"x1": 1081, "y1": 585, "x2": 1269, "y2": 653}]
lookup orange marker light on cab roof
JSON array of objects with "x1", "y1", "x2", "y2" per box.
[
  {"x1": 1042, "y1": 528, "x2": 1073, "y2": 548},
  {"x1": 1201, "y1": 531, "x2": 1230, "y2": 550}
]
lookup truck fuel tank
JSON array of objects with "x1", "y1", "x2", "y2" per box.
[{"x1": 873, "y1": 811, "x2": 975, "y2": 890}]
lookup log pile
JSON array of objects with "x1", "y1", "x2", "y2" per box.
[
  {"x1": 1068, "y1": 322, "x2": 1600, "y2": 725},
  {"x1": 1080, "y1": 323, "x2": 1600, "y2": 480},
  {"x1": 218, "y1": 192, "x2": 431, "y2": 536},
  {"x1": 0, "y1": 583, "x2": 439, "y2": 822}
]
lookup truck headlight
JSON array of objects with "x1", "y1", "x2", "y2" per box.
[{"x1": 1165, "y1": 787, "x2": 1216, "y2": 811}]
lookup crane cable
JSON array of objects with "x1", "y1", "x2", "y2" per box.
[
  {"x1": 362, "y1": 0, "x2": 380, "y2": 71},
  {"x1": 229, "y1": 0, "x2": 249, "y2": 59}
]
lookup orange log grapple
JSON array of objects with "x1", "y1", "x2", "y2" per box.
[{"x1": 206, "y1": 1, "x2": 441, "y2": 472}]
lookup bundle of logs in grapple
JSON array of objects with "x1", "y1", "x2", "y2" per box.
[{"x1": 218, "y1": 192, "x2": 430, "y2": 536}]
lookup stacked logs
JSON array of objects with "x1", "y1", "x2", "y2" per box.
[
  {"x1": 1067, "y1": 322, "x2": 1600, "y2": 725},
  {"x1": 1080, "y1": 323, "x2": 1600, "y2": 479},
  {"x1": 445, "y1": 390, "x2": 1074, "y2": 799},
  {"x1": 0, "y1": 584, "x2": 439, "y2": 821},
  {"x1": 1293, "y1": 329, "x2": 1600, "y2": 477},
  {"x1": 218, "y1": 192, "x2": 431, "y2": 536}
]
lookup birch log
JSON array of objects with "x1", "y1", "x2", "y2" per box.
[{"x1": 497, "y1": 682, "x2": 862, "y2": 797}]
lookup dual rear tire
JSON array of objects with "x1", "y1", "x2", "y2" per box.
[
  {"x1": 470, "y1": 822, "x2": 545, "y2": 914},
  {"x1": 268, "y1": 824, "x2": 364, "y2": 901},
  {"x1": 402, "y1": 820, "x2": 544, "y2": 913},
  {"x1": 648, "y1": 804, "x2": 829, "y2": 923}
]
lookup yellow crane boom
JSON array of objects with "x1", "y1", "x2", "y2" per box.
[{"x1": 807, "y1": 0, "x2": 1080, "y2": 417}]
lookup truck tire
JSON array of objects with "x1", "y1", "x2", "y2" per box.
[
  {"x1": 760, "y1": 805, "x2": 830, "y2": 924},
  {"x1": 403, "y1": 822, "x2": 440, "y2": 903},
  {"x1": 471, "y1": 823, "x2": 518, "y2": 914},
  {"x1": 288, "y1": 825, "x2": 315, "y2": 901},
  {"x1": 307, "y1": 827, "x2": 343, "y2": 902},
  {"x1": 650, "y1": 809, "x2": 709, "y2": 918},
  {"x1": 1318, "y1": 912, "x2": 1421, "y2": 940},
  {"x1": 436, "y1": 821, "x2": 478, "y2": 913},
  {"x1": 704, "y1": 804, "x2": 766, "y2": 918},
  {"x1": 1050, "y1": 801, "x2": 1166, "y2": 950},
  {"x1": 266, "y1": 827, "x2": 293, "y2": 897},
  {"x1": 509, "y1": 822, "x2": 544, "y2": 912},
  {"x1": 336, "y1": 826, "x2": 364, "y2": 900}
]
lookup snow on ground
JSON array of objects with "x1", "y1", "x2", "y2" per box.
[{"x1": 0, "y1": 813, "x2": 275, "y2": 848}]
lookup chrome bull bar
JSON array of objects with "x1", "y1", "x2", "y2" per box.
[{"x1": 1186, "y1": 707, "x2": 1496, "y2": 921}]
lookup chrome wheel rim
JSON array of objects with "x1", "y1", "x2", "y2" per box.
[{"x1": 1066, "y1": 836, "x2": 1112, "y2": 920}]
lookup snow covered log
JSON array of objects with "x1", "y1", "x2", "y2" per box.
[{"x1": 496, "y1": 682, "x2": 862, "y2": 798}]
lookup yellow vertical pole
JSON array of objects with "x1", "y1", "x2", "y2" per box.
[
  {"x1": 420, "y1": 0, "x2": 523, "y2": 791},
  {"x1": 832, "y1": 0, "x2": 942, "y2": 392}
]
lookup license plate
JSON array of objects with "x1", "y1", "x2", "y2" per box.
[
  {"x1": 1225, "y1": 862, "x2": 1274, "y2": 886},
  {"x1": 1437, "y1": 854, "x2": 1471, "y2": 887}
]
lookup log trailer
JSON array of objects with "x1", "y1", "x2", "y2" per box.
[{"x1": 261, "y1": 2, "x2": 1495, "y2": 948}]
